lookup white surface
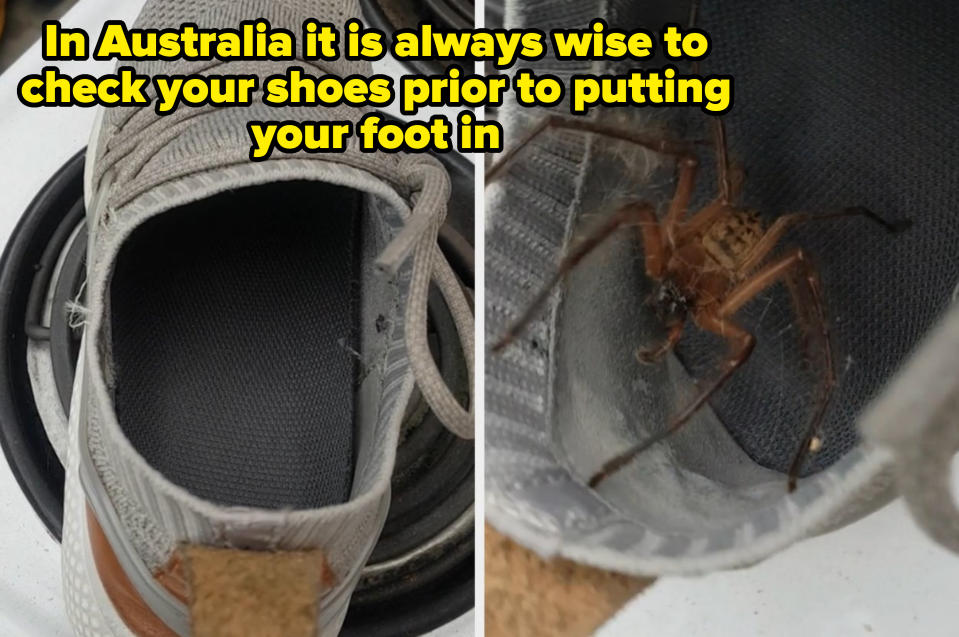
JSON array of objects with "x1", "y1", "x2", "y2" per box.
[
  {"x1": 0, "y1": 0, "x2": 472, "y2": 635},
  {"x1": 599, "y1": 489, "x2": 959, "y2": 636},
  {"x1": 0, "y1": 472, "x2": 69, "y2": 636}
]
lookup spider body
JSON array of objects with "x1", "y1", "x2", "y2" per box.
[
  {"x1": 658, "y1": 206, "x2": 764, "y2": 316},
  {"x1": 700, "y1": 209, "x2": 764, "y2": 272},
  {"x1": 487, "y1": 115, "x2": 906, "y2": 492}
]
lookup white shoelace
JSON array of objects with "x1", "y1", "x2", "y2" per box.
[{"x1": 376, "y1": 157, "x2": 475, "y2": 439}]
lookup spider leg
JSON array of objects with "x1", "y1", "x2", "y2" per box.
[
  {"x1": 492, "y1": 202, "x2": 663, "y2": 352},
  {"x1": 662, "y1": 156, "x2": 700, "y2": 247},
  {"x1": 690, "y1": 0, "x2": 742, "y2": 206},
  {"x1": 713, "y1": 117, "x2": 734, "y2": 204},
  {"x1": 715, "y1": 248, "x2": 836, "y2": 491},
  {"x1": 720, "y1": 247, "x2": 811, "y2": 317},
  {"x1": 674, "y1": 198, "x2": 728, "y2": 242},
  {"x1": 636, "y1": 321, "x2": 685, "y2": 365},
  {"x1": 782, "y1": 259, "x2": 836, "y2": 492},
  {"x1": 485, "y1": 114, "x2": 698, "y2": 184},
  {"x1": 737, "y1": 207, "x2": 911, "y2": 275},
  {"x1": 668, "y1": 146, "x2": 745, "y2": 244},
  {"x1": 589, "y1": 312, "x2": 754, "y2": 488}
]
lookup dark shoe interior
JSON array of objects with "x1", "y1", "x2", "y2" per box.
[{"x1": 110, "y1": 181, "x2": 362, "y2": 509}]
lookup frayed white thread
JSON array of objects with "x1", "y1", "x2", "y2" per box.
[
  {"x1": 66, "y1": 281, "x2": 89, "y2": 329},
  {"x1": 66, "y1": 300, "x2": 89, "y2": 329}
]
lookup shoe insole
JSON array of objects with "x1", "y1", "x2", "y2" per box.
[{"x1": 111, "y1": 181, "x2": 360, "y2": 509}]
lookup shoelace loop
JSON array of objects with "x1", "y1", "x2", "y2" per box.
[{"x1": 377, "y1": 157, "x2": 475, "y2": 439}]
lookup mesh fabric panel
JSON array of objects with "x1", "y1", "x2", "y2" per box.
[{"x1": 111, "y1": 181, "x2": 360, "y2": 509}]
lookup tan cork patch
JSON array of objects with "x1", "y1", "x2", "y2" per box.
[
  {"x1": 183, "y1": 546, "x2": 333, "y2": 637},
  {"x1": 485, "y1": 524, "x2": 654, "y2": 637}
]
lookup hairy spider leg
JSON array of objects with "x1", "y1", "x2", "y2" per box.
[
  {"x1": 736, "y1": 208, "x2": 911, "y2": 275},
  {"x1": 589, "y1": 313, "x2": 755, "y2": 488}
]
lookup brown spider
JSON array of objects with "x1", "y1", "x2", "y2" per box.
[{"x1": 487, "y1": 114, "x2": 908, "y2": 492}]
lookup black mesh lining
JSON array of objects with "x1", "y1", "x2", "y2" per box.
[
  {"x1": 110, "y1": 181, "x2": 361, "y2": 509},
  {"x1": 664, "y1": 0, "x2": 959, "y2": 474}
]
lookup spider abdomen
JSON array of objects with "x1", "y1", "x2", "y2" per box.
[{"x1": 701, "y1": 209, "x2": 763, "y2": 271}]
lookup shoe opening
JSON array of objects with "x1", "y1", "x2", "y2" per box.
[{"x1": 110, "y1": 181, "x2": 362, "y2": 509}]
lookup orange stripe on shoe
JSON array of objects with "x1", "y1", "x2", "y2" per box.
[
  {"x1": 87, "y1": 504, "x2": 335, "y2": 637},
  {"x1": 86, "y1": 505, "x2": 179, "y2": 637}
]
